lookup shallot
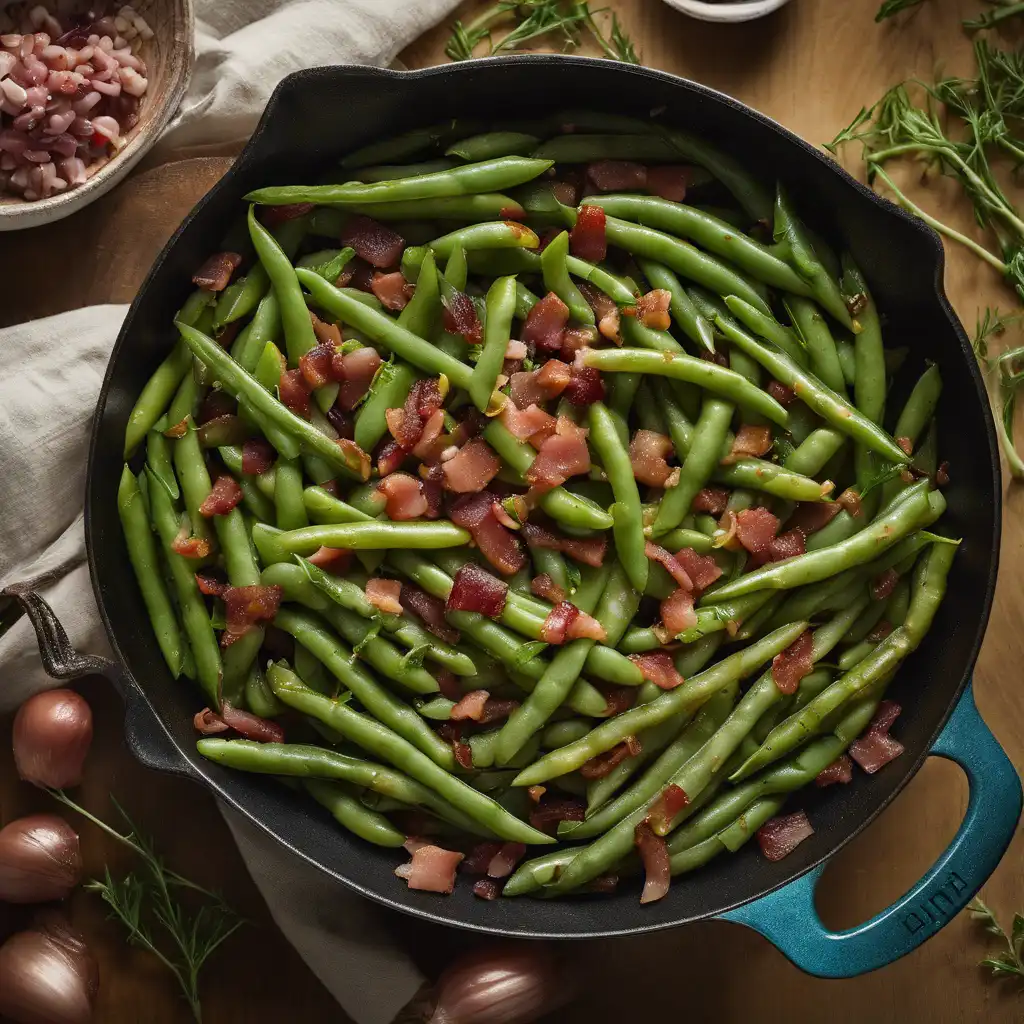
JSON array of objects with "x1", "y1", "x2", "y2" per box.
[
  {"x1": 0, "y1": 814, "x2": 82, "y2": 903},
  {"x1": 0, "y1": 912, "x2": 98, "y2": 1024},
  {"x1": 0, "y1": 2, "x2": 149, "y2": 200},
  {"x1": 429, "y1": 944, "x2": 575, "y2": 1024},
  {"x1": 13, "y1": 688, "x2": 93, "y2": 789}
]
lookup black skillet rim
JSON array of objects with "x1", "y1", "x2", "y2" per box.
[{"x1": 84, "y1": 55, "x2": 1002, "y2": 939}]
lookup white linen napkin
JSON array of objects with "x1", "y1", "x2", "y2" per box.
[{"x1": 0, "y1": 3, "x2": 462, "y2": 1022}]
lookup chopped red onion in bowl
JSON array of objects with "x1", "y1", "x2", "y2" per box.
[{"x1": 0, "y1": 2, "x2": 149, "y2": 201}]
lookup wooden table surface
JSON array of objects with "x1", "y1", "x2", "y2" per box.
[{"x1": 3, "y1": 0, "x2": 1024, "y2": 1020}]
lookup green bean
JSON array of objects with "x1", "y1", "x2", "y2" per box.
[
  {"x1": 533, "y1": 127, "x2": 772, "y2": 223},
  {"x1": 566, "y1": 256, "x2": 636, "y2": 306},
  {"x1": 300, "y1": 489, "x2": 372, "y2": 530},
  {"x1": 274, "y1": 458, "x2": 308, "y2": 531},
  {"x1": 246, "y1": 206, "x2": 319, "y2": 367},
  {"x1": 124, "y1": 291, "x2": 213, "y2": 456},
  {"x1": 246, "y1": 339, "x2": 301, "y2": 460},
  {"x1": 483, "y1": 420, "x2": 614, "y2": 530},
  {"x1": 273, "y1": 607, "x2": 452, "y2": 767},
  {"x1": 171, "y1": 419, "x2": 217, "y2": 555},
  {"x1": 175, "y1": 421, "x2": 262, "y2": 701},
  {"x1": 429, "y1": 553, "x2": 639, "y2": 689},
  {"x1": 296, "y1": 245, "x2": 355, "y2": 283},
  {"x1": 573, "y1": 211, "x2": 771, "y2": 315},
  {"x1": 340, "y1": 123, "x2": 476, "y2": 169},
  {"x1": 706, "y1": 485, "x2": 938, "y2": 602},
  {"x1": 636, "y1": 259, "x2": 715, "y2": 353},
  {"x1": 835, "y1": 337, "x2": 857, "y2": 387},
  {"x1": 712, "y1": 316, "x2": 909, "y2": 463},
  {"x1": 589, "y1": 402, "x2": 647, "y2": 591},
  {"x1": 607, "y1": 374, "x2": 643, "y2": 426},
  {"x1": 786, "y1": 296, "x2": 848, "y2": 397},
  {"x1": 354, "y1": 194, "x2": 529, "y2": 222},
  {"x1": 176, "y1": 322, "x2": 370, "y2": 478},
  {"x1": 200, "y1": 734, "x2": 483, "y2": 835},
  {"x1": 297, "y1": 271, "x2": 481, "y2": 395},
  {"x1": 417, "y1": 696, "x2": 456, "y2": 721},
  {"x1": 303, "y1": 779, "x2": 405, "y2": 847},
  {"x1": 427, "y1": 221, "x2": 539, "y2": 262},
  {"x1": 879, "y1": 366, "x2": 944, "y2": 504},
  {"x1": 838, "y1": 579, "x2": 910, "y2": 670},
  {"x1": 343, "y1": 123, "x2": 477, "y2": 170},
  {"x1": 847, "y1": 256, "x2": 888, "y2": 436},
  {"x1": 118, "y1": 467, "x2": 186, "y2": 678},
  {"x1": 673, "y1": 591, "x2": 776, "y2": 645},
  {"x1": 542, "y1": 719, "x2": 594, "y2": 749},
  {"x1": 386, "y1": 551, "x2": 606, "y2": 716},
  {"x1": 350, "y1": 361, "x2": 416, "y2": 455},
  {"x1": 247, "y1": 157, "x2": 554, "y2": 206},
  {"x1": 670, "y1": 734, "x2": 842, "y2": 854},
  {"x1": 495, "y1": 564, "x2": 610, "y2": 764},
  {"x1": 652, "y1": 396, "x2": 733, "y2": 536},
  {"x1": 215, "y1": 218, "x2": 307, "y2": 332},
  {"x1": 144, "y1": 468, "x2": 222, "y2": 702},
  {"x1": 713, "y1": 458, "x2": 832, "y2": 502},
  {"x1": 124, "y1": 340, "x2": 194, "y2": 458},
  {"x1": 471, "y1": 275, "x2": 517, "y2": 412},
  {"x1": 514, "y1": 281, "x2": 540, "y2": 320},
  {"x1": 260, "y1": 562, "x2": 331, "y2": 611},
  {"x1": 244, "y1": 663, "x2": 284, "y2": 718},
  {"x1": 397, "y1": 249, "x2": 441, "y2": 341},
  {"x1": 512, "y1": 622, "x2": 807, "y2": 787},
  {"x1": 784, "y1": 428, "x2": 845, "y2": 478},
  {"x1": 503, "y1": 847, "x2": 580, "y2": 896},
  {"x1": 319, "y1": 603, "x2": 440, "y2": 695},
  {"x1": 267, "y1": 665, "x2": 552, "y2": 844},
  {"x1": 591, "y1": 195, "x2": 811, "y2": 295},
  {"x1": 895, "y1": 366, "x2": 944, "y2": 447},
  {"x1": 773, "y1": 186, "x2": 853, "y2": 328},
  {"x1": 730, "y1": 541, "x2": 956, "y2": 780},
  {"x1": 580, "y1": 348, "x2": 788, "y2": 426},
  {"x1": 723, "y1": 295, "x2": 807, "y2": 366},
  {"x1": 297, "y1": 558, "x2": 477, "y2": 677},
  {"x1": 541, "y1": 230, "x2": 594, "y2": 325},
  {"x1": 447, "y1": 131, "x2": 540, "y2": 161},
  {"x1": 551, "y1": 605, "x2": 860, "y2": 889},
  {"x1": 293, "y1": 641, "x2": 333, "y2": 696},
  {"x1": 145, "y1": 421, "x2": 179, "y2": 501},
  {"x1": 274, "y1": 520, "x2": 469, "y2": 555},
  {"x1": 526, "y1": 538, "x2": 570, "y2": 594}
]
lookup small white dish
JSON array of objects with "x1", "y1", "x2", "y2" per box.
[{"x1": 661, "y1": 0, "x2": 792, "y2": 23}]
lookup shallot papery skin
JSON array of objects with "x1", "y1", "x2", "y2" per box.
[
  {"x1": 0, "y1": 2, "x2": 150, "y2": 200},
  {"x1": 430, "y1": 944, "x2": 575, "y2": 1024}
]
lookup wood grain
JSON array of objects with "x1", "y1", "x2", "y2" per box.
[{"x1": 3, "y1": 1, "x2": 1024, "y2": 1021}]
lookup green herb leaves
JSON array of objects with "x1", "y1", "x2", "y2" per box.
[
  {"x1": 446, "y1": 2, "x2": 640, "y2": 65},
  {"x1": 969, "y1": 897, "x2": 1024, "y2": 980},
  {"x1": 876, "y1": 0, "x2": 931, "y2": 20},
  {"x1": 49, "y1": 791, "x2": 242, "y2": 1022}
]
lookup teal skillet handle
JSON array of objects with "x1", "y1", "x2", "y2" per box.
[{"x1": 719, "y1": 681, "x2": 1022, "y2": 977}]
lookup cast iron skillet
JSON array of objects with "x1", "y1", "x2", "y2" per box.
[{"x1": 12, "y1": 56, "x2": 1021, "y2": 975}]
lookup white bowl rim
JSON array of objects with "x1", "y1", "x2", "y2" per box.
[
  {"x1": 661, "y1": 0, "x2": 792, "y2": 23},
  {"x1": 0, "y1": 1, "x2": 195, "y2": 232}
]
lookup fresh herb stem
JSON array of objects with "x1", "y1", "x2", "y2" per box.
[
  {"x1": 445, "y1": 0, "x2": 638, "y2": 64},
  {"x1": 875, "y1": 0, "x2": 931, "y2": 20},
  {"x1": 965, "y1": 2, "x2": 1024, "y2": 30},
  {"x1": 871, "y1": 165, "x2": 1011, "y2": 272},
  {"x1": 49, "y1": 789, "x2": 243, "y2": 1023},
  {"x1": 969, "y1": 896, "x2": 1024, "y2": 979}
]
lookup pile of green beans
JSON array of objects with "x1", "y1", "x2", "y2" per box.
[{"x1": 118, "y1": 112, "x2": 956, "y2": 905}]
